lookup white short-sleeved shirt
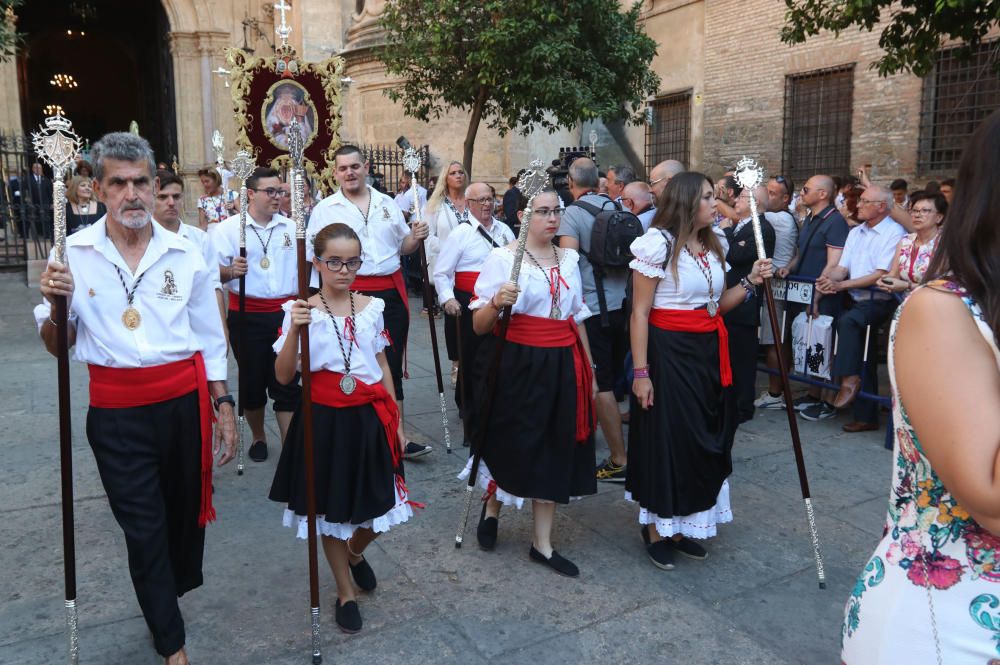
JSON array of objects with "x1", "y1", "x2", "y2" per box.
[
  {"x1": 764, "y1": 210, "x2": 799, "y2": 269},
  {"x1": 33, "y1": 217, "x2": 229, "y2": 380},
  {"x1": 838, "y1": 216, "x2": 907, "y2": 301},
  {"x1": 394, "y1": 184, "x2": 427, "y2": 217},
  {"x1": 211, "y1": 212, "x2": 298, "y2": 298},
  {"x1": 433, "y1": 218, "x2": 515, "y2": 304},
  {"x1": 423, "y1": 200, "x2": 466, "y2": 273},
  {"x1": 170, "y1": 221, "x2": 221, "y2": 290},
  {"x1": 272, "y1": 296, "x2": 390, "y2": 385},
  {"x1": 470, "y1": 246, "x2": 591, "y2": 324},
  {"x1": 307, "y1": 186, "x2": 411, "y2": 288},
  {"x1": 629, "y1": 229, "x2": 728, "y2": 310}
]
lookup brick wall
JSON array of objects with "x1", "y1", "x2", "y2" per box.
[{"x1": 639, "y1": 0, "x2": 928, "y2": 185}]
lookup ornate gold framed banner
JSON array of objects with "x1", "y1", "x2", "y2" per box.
[{"x1": 226, "y1": 45, "x2": 345, "y2": 191}]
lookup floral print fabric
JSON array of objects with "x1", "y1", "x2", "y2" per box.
[
  {"x1": 895, "y1": 232, "x2": 939, "y2": 283},
  {"x1": 841, "y1": 280, "x2": 1000, "y2": 664}
]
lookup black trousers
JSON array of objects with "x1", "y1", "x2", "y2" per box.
[
  {"x1": 227, "y1": 309, "x2": 301, "y2": 412},
  {"x1": 726, "y1": 322, "x2": 760, "y2": 423},
  {"x1": 832, "y1": 298, "x2": 895, "y2": 424},
  {"x1": 453, "y1": 288, "x2": 482, "y2": 441},
  {"x1": 86, "y1": 391, "x2": 205, "y2": 657},
  {"x1": 356, "y1": 287, "x2": 408, "y2": 400}
]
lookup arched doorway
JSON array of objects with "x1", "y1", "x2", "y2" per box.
[{"x1": 16, "y1": 0, "x2": 178, "y2": 163}]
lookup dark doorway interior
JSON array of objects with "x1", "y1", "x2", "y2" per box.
[{"x1": 16, "y1": 0, "x2": 177, "y2": 163}]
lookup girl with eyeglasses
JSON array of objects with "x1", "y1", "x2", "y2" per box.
[
  {"x1": 460, "y1": 189, "x2": 598, "y2": 577},
  {"x1": 269, "y1": 222, "x2": 416, "y2": 634}
]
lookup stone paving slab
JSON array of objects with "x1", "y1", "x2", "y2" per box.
[{"x1": 0, "y1": 276, "x2": 891, "y2": 664}]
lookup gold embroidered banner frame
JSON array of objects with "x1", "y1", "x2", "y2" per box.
[{"x1": 226, "y1": 45, "x2": 345, "y2": 191}]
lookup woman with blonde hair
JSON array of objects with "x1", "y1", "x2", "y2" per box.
[
  {"x1": 65, "y1": 174, "x2": 105, "y2": 235},
  {"x1": 423, "y1": 160, "x2": 468, "y2": 384}
]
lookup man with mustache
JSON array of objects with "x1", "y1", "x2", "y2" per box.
[
  {"x1": 36, "y1": 132, "x2": 236, "y2": 665},
  {"x1": 307, "y1": 144, "x2": 432, "y2": 458},
  {"x1": 212, "y1": 167, "x2": 301, "y2": 462}
]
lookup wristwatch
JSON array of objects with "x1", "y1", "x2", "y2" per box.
[{"x1": 214, "y1": 394, "x2": 236, "y2": 410}]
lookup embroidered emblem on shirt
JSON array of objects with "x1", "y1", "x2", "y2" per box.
[
  {"x1": 283, "y1": 233, "x2": 292, "y2": 248},
  {"x1": 88, "y1": 288, "x2": 96, "y2": 297},
  {"x1": 161, "y1": 270, "x2": 178, "y2": 296},
  {"x1": 382, "y1": 207, "x2": 390, "y2": 220}
]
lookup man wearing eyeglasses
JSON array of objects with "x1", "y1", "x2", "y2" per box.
[
  {"x1": 647, "y1": 159, "x2": 684, "y2": 203},
  {"x1": 814, "y1": 185, "x2": 905, "y2": 432},
  {"x1": 212, "y1": 166, "x2": 301, "y2": 462},
  {"x1": 433, "y1": 182, "x2": 515, "y2": 443}
]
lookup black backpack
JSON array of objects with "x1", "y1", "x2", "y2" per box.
[{"x1": 569, "y1": 198, "x2": 645, "y2": 326}]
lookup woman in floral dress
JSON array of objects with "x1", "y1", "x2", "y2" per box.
[
  {"x1": 841, "y1": 110, "x2": 1000, "y2": 664},
  {"x1": 877, "y1": 191, "x2": 945, "y2": 296}
]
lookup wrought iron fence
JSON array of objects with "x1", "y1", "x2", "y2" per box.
[
  {"x1": 0, "y1": 131, "x2": 53, "y2": 271},
  {"x1": 359, "y1": 144, "x2": 432, "y2": 196}
]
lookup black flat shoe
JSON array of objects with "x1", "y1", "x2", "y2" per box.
[
  {"x1": 646, "y1": 540, "x2": 676, "y2": 571},
  {"x1": 476, "y1": 501, "x2": 498, "y2": 551},
  {"x1": 248, "y1": 440, "x2": 267, "y2": 462},
  {"x1": 349, "y1": 556, "x2": 377, "y2": 592},
  {"x1": 528, "y1": 545, "x2": 579, "y2": 578},
  {"x1": 335, "y1": 599, "x2": 362, "y2": 634},
  {"x1": 671, "y1": 536, "x2": 708, "y2": 560}
]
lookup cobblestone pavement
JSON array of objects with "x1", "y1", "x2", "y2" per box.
[{"x1": 0, "y1": 274, "x2": 891, "y2": 664}]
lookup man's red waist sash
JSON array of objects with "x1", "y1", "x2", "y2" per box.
[
  {"x1": 649, "y1": 308, "x2": 732, "y2": 387},
  {"x1": 352, "y1": 270, "x2": 408, "y2": 314},
  {"x1": 498, "y1": 314, "x2": 595, "y2": 442},
  {"x1": 227, "y1": 292, "x2": 291, "y2": 313},
  {"x1": 454, "y1": 271, "x2": 479, "y2": 294},
  {"x1": 88, "y1": 353, "x2": 216, "y2": 527}
]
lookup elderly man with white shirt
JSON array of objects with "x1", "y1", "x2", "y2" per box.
[
  {"x1": 433, "y1": 181, "x2": 515, "y2": 441},
  {"x1": 37, "y1": 132, "x2": 236, "y2": 665},
  {"x1": 815, "y1": 185, "x2": 906, "y2": 432}
]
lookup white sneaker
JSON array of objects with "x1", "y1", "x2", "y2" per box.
[{"x1": 753, "y1": 391, "x2": 785, "y2": 410}]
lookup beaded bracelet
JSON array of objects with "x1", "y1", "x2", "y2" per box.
[{"x1": 633, "y1": 366, "x2": 650, "y2": 379}]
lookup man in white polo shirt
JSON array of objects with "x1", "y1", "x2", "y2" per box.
[{"x1": 816, "y1": 185, "x2": 905, "y2": 431}]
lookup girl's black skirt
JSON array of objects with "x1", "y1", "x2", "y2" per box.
[
  {"x1": 625, "y1": 325, "x2": 737, "y2": 519},
  {"x1": 465, "y1": 335, "x2": 596, "y2": 504},
  {"x1": 269, "y1": 401, "x2": 410, "y2": 538}
]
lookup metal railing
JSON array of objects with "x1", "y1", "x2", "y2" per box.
[{"x1": 1, "y1": 131, "x2": 54, "y2": 271}]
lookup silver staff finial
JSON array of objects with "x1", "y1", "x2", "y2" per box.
[
  {"x1": 402, "y1": 147, "x2": 422, "y2": 175},
  {"x1": 518, "y1": 158, "x2": 548, "y2": 202},
  {"x1": 231, "y1": 149, "x2": 256, "y2": 182},
  {"x1": 734, "y1": 156, "x2": 765, "y2": 191},
  {"x1": 32, "y1": 112, "x2": 82, "y2": 264},
  {"x1": 274, "y1": 0, "x2": 292, "y2": 47}
]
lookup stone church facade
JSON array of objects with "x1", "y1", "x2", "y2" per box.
[{"x1": 3, "y1": 0, "x2": 993, "y2": 211}]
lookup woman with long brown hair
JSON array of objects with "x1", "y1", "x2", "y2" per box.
[
  {"x1": 627, "y1": 172, "x2": 772, "y2": 570},
  {"x1": 841, "y1": 110, "x2": 1000, "y2": 663}
]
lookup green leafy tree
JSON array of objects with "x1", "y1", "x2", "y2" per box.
[
  {"x1": 781, "y1": 0, "x2": 1000, "y2": 76},
  {"x1": 1, "y1": 0, "x2": 23, "y2": 63},
  {"x1": 379, "y1": 0, "x2": 660, "y2": 175}
]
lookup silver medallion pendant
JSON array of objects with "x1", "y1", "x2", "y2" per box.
[
  {"x1": 260, "y1": 256, "x2": 271, "y2": 270},
  {"x1": 339, "y1": 373, "x2": 357, "y2": 396},
  {"x1": 549, "y1": 303, "x2": 561, "y2": 320},
  {"x1": 706, "y1": 300, "x2": 719, "y2": 317}
]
